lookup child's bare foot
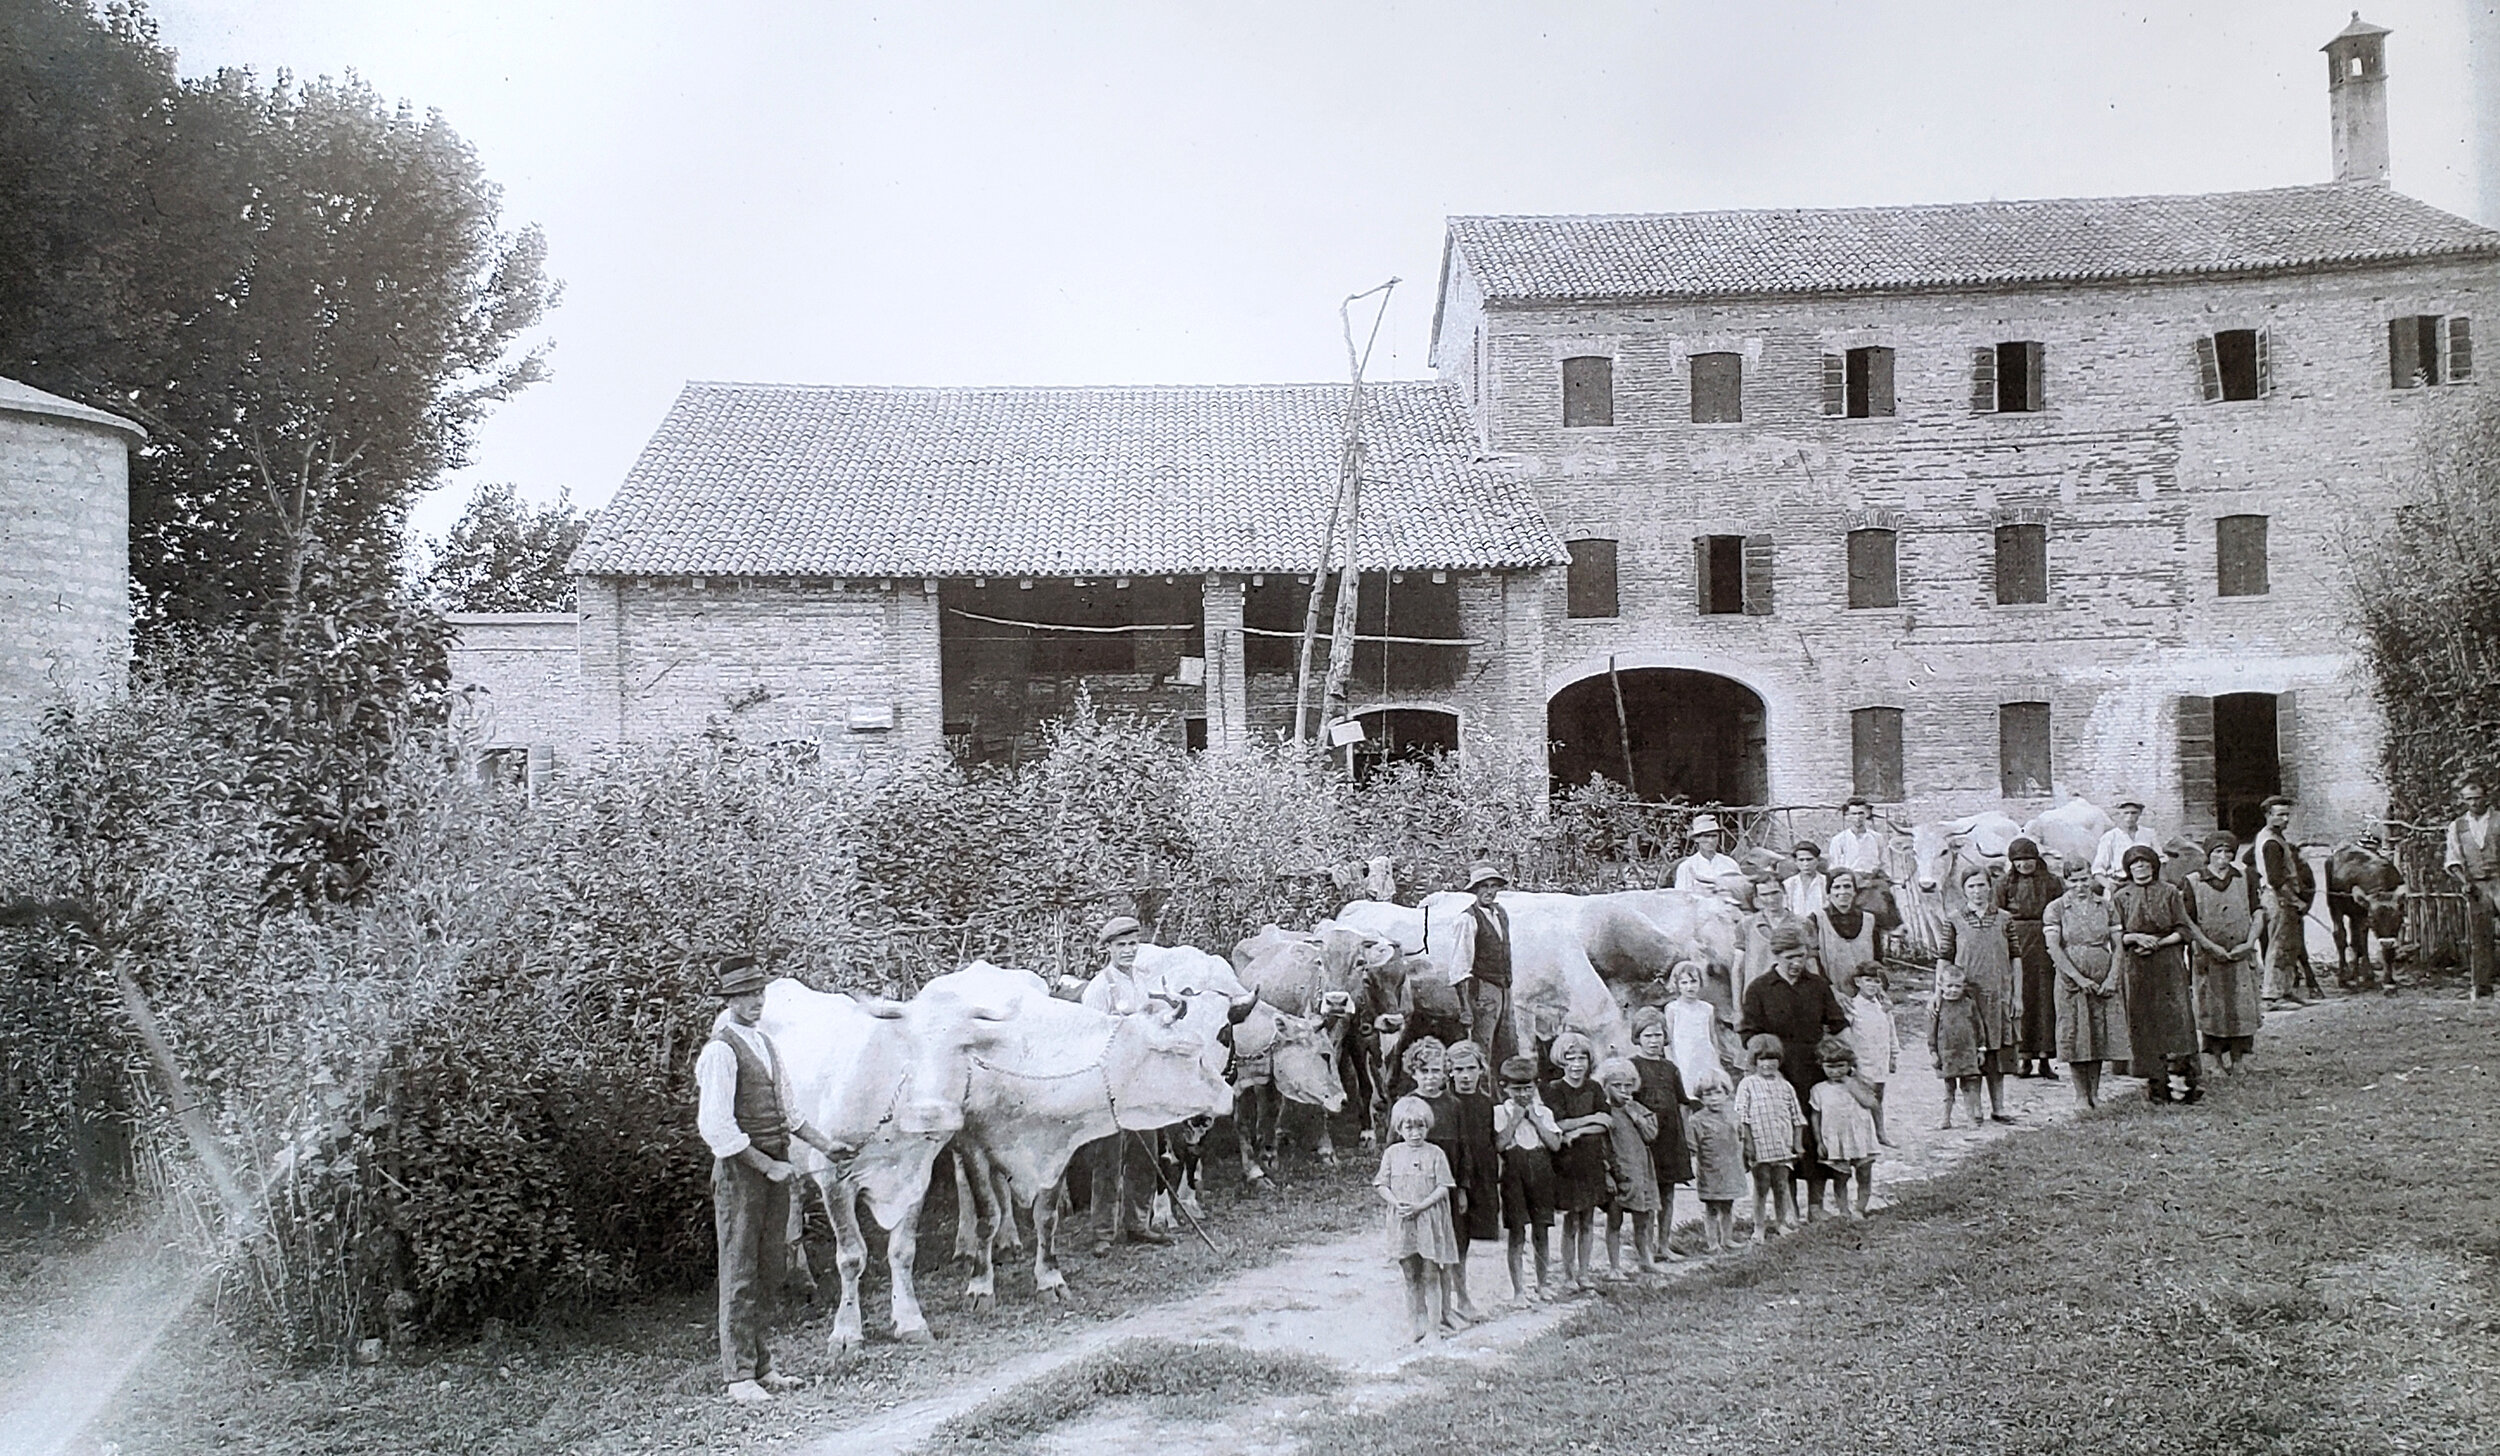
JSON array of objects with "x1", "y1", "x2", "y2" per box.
[{"x1": 1876, "y1": 1134, "x2": 1897, "y2": 1147}]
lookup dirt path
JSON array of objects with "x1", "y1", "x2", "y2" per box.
[{"x1": 808, "y1": 1008, "x2": 2203, "y2": 1456}]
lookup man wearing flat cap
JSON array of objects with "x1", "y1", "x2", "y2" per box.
[
  {"x1": 1078, "y1": 915, "x2": 1174, "y2": 1255},
  {"x1": 2090, "y1": 793, "x2": 2164, "y2": 884},
  {"x1": 695, "y1": 953, "x2": 849, "y2": 1404},
  {"x1": 1442, "y1": 864, "x2": 1519, "y2": 1067}
]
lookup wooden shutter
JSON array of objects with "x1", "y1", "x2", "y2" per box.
[
  {"x1": 1867, "y1": 346, "x2": 1895, "y2": 417},
  {"x1": 1846, "y1": 529, "x2": 1898, "y2": 609},
  {"x1": 1998, "y1": 702, "x2": 2052, "y2": 799},
  {"x1": 1822, "y1": 354, "x2": 1846, "y2": 416},
  {"x1": 2255, "y1": 327, "x2": 2273, "y2": 396},
  {"x1": 1566, "y1": 539, "x2": 1618, "y2": 619},
  {"x1": 1693, "y1": 537, "x2": 1713, "y2": 614},
  {"x1": 1970, "y1": 347, "x2": 1998, "y2": 412},
  {"x1": 2194, "y1": 335, "x2": 2222, "y2": 402},
  {"x1": 1562, "y1": 356, "x2": 1613, "y2": 427},
  {"x1": 2451, "y1": 316, "x2": 2474, "y2": 382},
  {"x1": 1852, "y1": 707, "x2": 1905, "y2": 802},
  {"x1": 1741, "y1": 534, "x2": 1775, "y2": 615},
  {"x1": 2275, "y1": 688, "x2": 2300, "y2": 807},
  {"x1": 2176, "y1": 694, "x2": 2216, "y2": 837},
  {"x1": 2024, "y1": 342, "x2": 2046, "y2": 411},
  {"x1": 2390, "y1": 317, "x2": 2420, "y2": 388}
]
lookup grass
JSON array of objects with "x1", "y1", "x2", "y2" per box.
[
  {"x1": 37, "y1": 1123, "x2": 1379, "y2": 1455},
  {"x1": 1300, "y1": 995, "x2": 2500, "y2": 1456},
  {"x1": 921, "y1": 1338, "x2": 1341, "y2": 1455}
]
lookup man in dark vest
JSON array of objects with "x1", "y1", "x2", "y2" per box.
[
  {"x1": 694, "y1": 954, "x2": 846, "y2": 1403},
  {"x1": 1445, "y1": 863, "x2": 1517, "y2": 1067},
  {"x1": 2252, "y1": 795, "x2": 2320, "y2": 1008},
  {"x1": 2445, "y1": 775, "x2": 2500, "y2": 1001}
]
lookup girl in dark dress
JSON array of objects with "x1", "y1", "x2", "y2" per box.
[
  {"x1": 1628, "y1": 1007, "x2": 1691, "y2": 1265},
  {"x1": 1416, "y1": 1036, "x2": 1496, "y2": 1322},
  {"x1": 1542, "y1": 1031, "x2": 1613, "y2": 1293},
  {"x1": 1994, "y1": 837, "x2": 2067, "y2": 1079}
]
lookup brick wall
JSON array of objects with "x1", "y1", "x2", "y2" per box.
[
  {"x1": 0, "y1": 411, "x2": 129, "y2": 757},
  {"x1": 444, "y1": 613, "x2": 586, "y2": 758},
  {"x1": 1439, "y1": 254, "x2": 2496, "y2": 842}
]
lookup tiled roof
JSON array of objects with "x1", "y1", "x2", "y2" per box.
[
  {"x1": 0, "y1": 376, "x2": 145, "y2": 439},
  {"x1": 571, "y1": 381, "x2": 1565, "y2": 578},
  {"x1": 1446, "y1": 184, "x2": 2500, "y2": 304}
]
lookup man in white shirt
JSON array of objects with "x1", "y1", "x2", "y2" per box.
[
  {"x1": 1824, "y1": 799, "x2": 1887, "y2": 880},
  {"x1": 2445, "y1": 776, "x2": 2500, "y2": 1001},
  {"x1": 1441, "y1": 864, "x2": 1520, "y2": 1067},
  {"x1": 695, "y1": 955, "x2": 848, "y2": 1404},
  {"x1": 2251, "y1": 795, "x2": 2319, "y2": 1006},
  {"x1": 1078, "y1": 916, "x2": 1175, "y2": 1254},
  {"x1": 1673, "y1": 813, "x2": 1743, "y2": 895},
  {"x1": 2090, "y1": 794, "x2": 2165, "y2": 883}
]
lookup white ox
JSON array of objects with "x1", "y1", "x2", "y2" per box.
[
  {"x1": 758, "y1": 976, "x2": 1018, "y2": 1352},
  {"x1": 928, "y1": 962, "x2": 1238, "y2": 1308},
  {"x1": 2023, "y1": 798, "x2": 2116, "y2": 879},
  {"x1": 1332, "y1": 893, "x2": 1637, "y2": 1063}
]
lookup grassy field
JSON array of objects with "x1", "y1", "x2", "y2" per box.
[
  {"x1": 28, "y1": 1127, "x2": 1378, "y2": 1455},
  {"x1": 1302, "y1": 995, "x2": 2500, "y2": 1456}
]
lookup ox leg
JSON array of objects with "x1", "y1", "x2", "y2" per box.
[
  {"x1": 817, "y1": 1171, "x2": 869, "y2": 1355},
  {"x1": 990, "y1": 1162, "x2": 1024, "y2": 1251},
  {"x1": 951, "y1": 1150, "x2": 984, "y2": 1263},
  {"x1": 958, "y1": 1146, "x2": 1002, "y2": 1311},
  {"x1": 884, "y1": 1193, "x2": 934, "y2": 1345},
  {"x1": 1031, "y1": 1184, "x2": 1070, "y2": 1301},
  {"x1": 1313, "y1": 1098, "x2": 1338, "y2": 1165}
]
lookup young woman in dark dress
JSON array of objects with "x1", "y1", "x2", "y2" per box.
[{"x1": 1994, "y1": 837, "x2": 2067, "y2": 1079}]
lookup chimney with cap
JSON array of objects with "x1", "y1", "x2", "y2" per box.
[{"x1": 2324, "y1": 12, "x2": 2393, "y2": 185}]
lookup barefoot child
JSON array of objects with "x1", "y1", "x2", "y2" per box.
[
  {"x1": 1928, "y1": 967, "x2": 1986, "y2": 1128},
  {"x1": 1846, "y1": 964, "x2": 1902, "y2": 1146},
  {"x1": 1810, "y1": 1038, "x2": 1881, "y2": 1218},
  {"x1": 1686, "y1": 1082, "x2": 1745, "y2": 1253},
  {"x1": 1404, "y1": 1038, "x2": 1477, "y2": 1326},
  {"x1": 1729, "y1": 1034, "x2": 1806, "y2": 1242},
  {"x1": 1375, "y1": 1096, "x2": 1459, "y2": 1342},
  {"x1": 1595, "y1": 1057, "x2": 1660, "y2": 1274},
  {"x1": 1543, "y1": 1033, "x2": 1613, "y2": 1293},
  {"x1": 1628, "y1": 1007, "x2": 1691, "y2": 1265},
  {"x1": 1493, "y1": 1055, "x2": 1562, "y2": 1300},
  {"x1": 1442, "y1": 1039, "x2": 1501, "y2": 1322}
]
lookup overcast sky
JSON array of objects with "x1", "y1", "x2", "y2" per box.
[{"x1": 140, "y1": 2, "x2": 2487, "y2": 546}]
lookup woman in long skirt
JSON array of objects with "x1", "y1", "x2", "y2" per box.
[
  {"x1": 2112, "y1": 845, "x2": 2201, "y2": 1104},
  {"x1": 1811, "y1": 871, "x2": 1882, "y2": 1001},
  {"x1": 2043, "y1": 871, "x2": 2129, "y2": 1108},
  {"x1": 2183, "y1": 832, "x2": 2264, "y2": 1074},
  {"x1": 1935, "y1": 868, "x2": 2018, "y2": 1123},
  {"x1": 1994, "y1": 838, "x2": 2066, "y2": 1080}
]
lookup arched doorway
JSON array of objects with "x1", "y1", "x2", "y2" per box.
[
  {"x1": 1352, "y1": 707, "x2": 1459, "y2": 784},
  {"x1": 1548, "y1": 668, "x2": 1768, "y2": 803}
]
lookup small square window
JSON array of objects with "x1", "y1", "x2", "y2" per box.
[
  {"x1": 1975, "y1": 341, "x2": 2045, "y2": 413},
  {"x1": 1690, "y1": 353, "x2": 1742, "y2": 424},
  {"x1": 1845, "y1": 347, "x2": 1895, "y2": 418},
  {"x1": 1994, "y1": 523, "x2": 2048, "y2": 606},
  {"x1": 1562, "y1": 356, "x2": 1613, "y2": 427},
  {"x1": 2217, "y1": 515, "x2": 2268, "y2": 597}
]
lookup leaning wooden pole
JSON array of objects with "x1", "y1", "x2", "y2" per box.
[
  {"x1": 1311, "y1": 280, "x2": 1399, "y2": 740},
  {"x1": 1606, "y1": 653, "x2": 1640, "y2": 798}
]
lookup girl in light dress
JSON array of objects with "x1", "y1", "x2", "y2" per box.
[
  {"x1": 1809, "y1": 1038, "x2": 1881, "y2": 1219},
  {"x1": 1374, "y1": 1094, "x2": 1459, "y2": 1342},
  {"x1": 1664, "y1": 961, "x2": 1732, "y2": 1095},
  {"x1": 1845, "y1": 963, "x2": 1902, "y2": 1146},
  {"x1": 1729, "y1": 1033, "x2": 1806, "y2": 1243}
]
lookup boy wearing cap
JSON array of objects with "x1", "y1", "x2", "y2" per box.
[
  {"x1": 2090, "y1": 794, "x2": 2164, "y2": 883},
  {"x1": 1672, "y1": 814, "x2": 1742, "y2": 895},
  {"x1": 1078, "y1": 916, "x2": 1175, "y2": 1255},
  {"x1": 695, "y1": 954, "x2": 849, "y2": 1403},
  {"x1": 1444, "y1": 865, "x2": 1519, "y2": 1067}
]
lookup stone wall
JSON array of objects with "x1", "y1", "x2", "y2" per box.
[
  {"x1": 0, "y1": 410, "x2": 129, "y2": 756},
  {"x1": 444, "y1": 613, "x2": 586, "y2": 758},
  {"x1": 1441, "y1": 254, "x2": 2496, "y2": 842}
]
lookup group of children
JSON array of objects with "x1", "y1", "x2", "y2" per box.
[{"x1": 1372, "y1": 959, "x2": 1903, "y2": 1342}]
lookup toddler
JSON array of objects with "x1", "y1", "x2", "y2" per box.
[
  {"x1": 1492, "y1": 1054, "x2": 1561, "y2": 1301},
  {"x1": 1685, "y1": 1081, "x2": 1746, "y2": 1253},
  {"x1": 1809, "y1": 1038, "x2": 1880, "y2": 1219},
  {"x1": 1847, "y1": 964, "x2": 1902, "y2": 1146},
  {"x1": 1374, "y1": 1095, "x2": 1459, "y2": 1342},
  {"x1": 1594, "y1": 1057, "x2": 1660, "y2": 1274},
  {"x1": 1928, "y1": 966, "x2": 1986, "y2": 1128},
  {"x1": 1729, "y1": 1033, "x2": 1806, "y2": 1243}
]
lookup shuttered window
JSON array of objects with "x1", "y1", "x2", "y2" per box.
[
  {"x1": 1994, "y1": 523, "x2": 2048, "y2": 605},
  {"x1": 2176, "y1": 694, "x2": 2217, "y2": 836},
  {"x1": 1562, "y1": 355, "x2": 1613, "y2": 426},
  {"x1": 2216, "y1": 515, "x2": 2268, "y2": 597},
  {"x1": 1852, "y1": 707, "x2": 1905, "y2": 802},
  {"x1": 1999, "y1": 702, "x2": 2052, "y2": 799},
  {"x1": 2387, "y1": 315, "x2": 2475, "y2": 389},
  {"x1": 2196, "y1": 329, "x2": 2269, "y2": 402},
  {"x1": 1976, "y1": 341, "x2": 2044, "y2": 412},
  {"x1": 1824, "y1": 347, "x2": 1896, "y2": 418},
  {"x1": 1846, "y1": 528, "x2": 1898, "y2": 609},
  {"x1": 1566, "y1": 538, "x2": 1619, "y2": 618},
  {"x1": 1693, "y1": 535, "x2": 1769, "y2": 614},
  {"x1": 1691, "y1": 353, "x2": 1743, "y2": 424}
]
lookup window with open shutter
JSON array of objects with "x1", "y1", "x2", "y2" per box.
[
  {"x1": 1852, "y1": 707, "x2": 1905, "y2": 802},
  {"x1": 2451, "y1": 317, "x2": 2475, "y2": 382},
  {"x1": 1566, "y1": 539, "x2": 1619, "y2": 618},
  {"x1": 1999, "y1": 702, "x2": 2052, "y2": 799},
  {"x1": 1846, "y1": 528, "x2": 1898, "y2": 609},
  {"x1": 1691, "y1": 353, "x2": 1743, "y2": 423},
  {"x1": 2176, "y1": 694, "x2": 2217, "y2": 836},
  {"x1": 1562, "y1": 356, "x2": 1613, "y2": 426},
  {"x1": 1844, "y1": 346, "x2": 1895, "y2": 417},
  {"x1": 2195, "y1": 335, "x2": 2222, "y2": 402},
  {"x1": 1822, "y1": 355, "x2": 1846, "y2": 417},
  {"x1": 1696, "y1": 536, "x2": 1745, "y2": 615},
  {"x1": 1970, "y1": 347, "x2": 1998, "y2": 412},
  {"x1": 1994, "y1": 523, "x2": 2048, "y2": 605},
  {"x1": 1741, "y1": 534, "x2": 1775, "y2": 615},
  {"x1": 2211, "y1": 330, "x2": 2262, "y2": 400},
  {"x1": 2391, "y1": 316, "x2": 2444, "y2": 388}
]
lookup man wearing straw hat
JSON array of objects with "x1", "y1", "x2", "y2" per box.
[
  {"x1": 1673, "y1": 813, "x2": 1743, "y2": 896},
  {"x1": 1443, "y1": 864, "x2": 1519, "y2": 1067},
  {"x1": 1078, "y1": 915, "x2": 1175, "y2": 1256},
  {"x1": 695, "y1": 953, "x2": 850, "y2": 1404}
]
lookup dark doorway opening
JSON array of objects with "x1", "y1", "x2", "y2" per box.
[
  {"x1": 1548, "y1": 668, "x2": 1768, "y2": 804},
  {"x1": 2214, "y1": 692, "x2": 2281, "y2": 841},
  {"x1": 1352, "y1": 708, "x2": 1459, "y2": 784}
]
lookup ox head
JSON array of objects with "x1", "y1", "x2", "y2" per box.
[
  {"x1": 1264, "y1": 1009, "x2": 1348, "y2": 1112},
  {"x1": 1105, "y1": 993, "x2": 1236, "y2": 1126},
  {"x1": 896, "y1": 964, "x2": 1032, "y2": 1132}
]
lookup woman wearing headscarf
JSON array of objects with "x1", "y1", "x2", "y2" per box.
[
  {"x1": 1810, "y1": 870, "x2": 1881, "y2": 1001},
  {"x1": 1935, "y1": 868, "x2": 2018, "y2": 1123},
  {"x1": 2183, "y1": 830, "x2": 2264, "y2": 1074},
  {"x1": 2112, "y1": 844, "x2": 2201, "y2": 1104},
  {"x1": 1993, "y1": 838, "x2": 2066, "y2": 1080},
  {"x1": 2042, "y1": 869, "x2": 2128, "y2": 1109}
]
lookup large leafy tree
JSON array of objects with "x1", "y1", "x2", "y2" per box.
[
  {"x1": 424, "y1": 483, "x2": 591, "y2": 612},
  {"x1": 0, "y1": 0, "x2": 556, "y2": 626}
]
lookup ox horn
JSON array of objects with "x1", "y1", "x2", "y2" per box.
[
  {"x1": 861, "y1": 996, "x2": 910, "y2": 1021},
  {"x1": 1225, "y1": 993, "x2": 1256, "y2": 1025}
]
